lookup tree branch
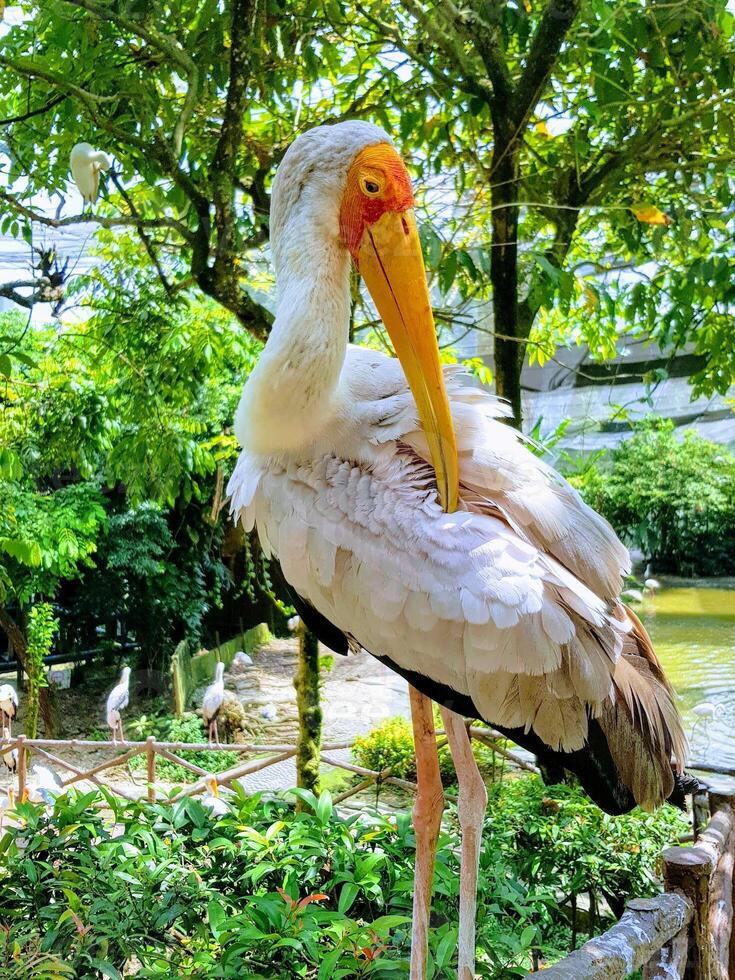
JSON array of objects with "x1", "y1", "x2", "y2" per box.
[
  {"x1": 109, "y1": 172, "x2": 175, "y2": 299},
  {"x1": 0, "y1": 186, "x2": 193, "y2": 239},
  {"x1": 512, "y1": 0, "x2": 582, "y2": 128},
  {"x1": 0, "y1": 93, "x2": 67, "y2": 126},
  {"x1": 196, "y1": 0, "x2": 272, "y2": 339}
]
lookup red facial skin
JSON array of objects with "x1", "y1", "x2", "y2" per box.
[{"x1": 339, "y1": 144, "x2": 415, "y2": 261}]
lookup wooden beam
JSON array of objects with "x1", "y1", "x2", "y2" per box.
[
  {"x1": 643, "y1": 925, "x2": 688, "y2": 979},
  {"x1": 530, "y1": 894, "x2": 692, "y2": 979}
]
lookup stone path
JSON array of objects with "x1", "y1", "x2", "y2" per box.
[{"x1": 219, "y1": 636, "x2": 411, "y2": 793}]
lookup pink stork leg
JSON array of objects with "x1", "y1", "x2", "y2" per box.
[
  {"x1": 409, "y1": 686, "x2": 444, "y2": 979},
  {"x1": 440, "y1": 708, "x2": 487, "y2": 980}
]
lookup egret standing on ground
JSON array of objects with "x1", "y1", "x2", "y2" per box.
[
  {"x1": 227, "y1": 121, "x2": 691, "y2": 978},
  {"x1": 202, "y1": 662, "x2": 225, "y2": 745},
  {"x1": 106, "y1": 666, "x2": 131, "y2": 745},
  {"x1": 69, "y1": 142, "x2": 111, "y2": 204},
  {"x1": 0, "y1": 684, "x2": 18, "y2": 733}
]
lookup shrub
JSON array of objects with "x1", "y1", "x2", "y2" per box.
[
  {"x1": 569, "y1": 418, "x2": 735, "y2": 576},
  {"x1": 128, "y1": 712, "x2": 240, "y2": 781},
  {"x1": 0, "y1": 779, "x2": 686, "y2": 978},
  {"x1": 353, "y1": 716, "x2": 458, "y2": 784}
]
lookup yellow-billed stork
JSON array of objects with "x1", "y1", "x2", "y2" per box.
[{"x1": 227, "y1": 121, "x2": 691, "y2": 978}]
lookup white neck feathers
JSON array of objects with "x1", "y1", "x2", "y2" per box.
[{"x1": 234, "y1": 121, "x2": 392, "y2": 457}]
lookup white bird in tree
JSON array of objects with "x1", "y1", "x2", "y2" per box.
[
  {"x1": 227, "y1": 121, "x2": 692, "y2": 978},
  {"x1": 106, "y1": 666, "x2": 131, "y2": 745},
  {"x1": 0, "y1": 684, "x2": 18, "y2": 733},
  {"x1": 202, "y1": 662, "x2": 225, "y2": 745},
  {"x1": 69, "y1": 142, "x2": 111, "y2": 204},
  {"x1": 1, "y1": 727, "x2": 17, "y2": 775}
]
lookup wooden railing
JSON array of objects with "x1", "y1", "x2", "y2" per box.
[
  {"x1": 534, "y1": 788, "x2": 735, "y2": 980},
  {"x1": 0, "y1": 725, "x2": 533, "y2": 805}
]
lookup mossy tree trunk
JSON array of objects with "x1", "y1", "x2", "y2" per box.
[
  {"x1": 294, "y1": 626, "x2": 322, "y2": 800},
  {"x1": 0, "y1": 607, "x2": 57, "y2": 735}
]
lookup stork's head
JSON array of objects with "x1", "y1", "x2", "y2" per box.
[
  {"x1": 121, "y1": 666, "x2": 131, "y2": 683},
  {"x1": 271, "y1": 121, "x2": 458, "y2": 512}
]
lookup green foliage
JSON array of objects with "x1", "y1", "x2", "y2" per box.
[
  {"x1": 353, "y1": 717, "x2": 418, "y2": 781},
  {"x1": 127, "y1": 712, "x2": 239, "y2": 782},
  {"x1": 352, "y1": 716, "x2": 465, "y2": 786},
  {"x1": 72, "y1": 505, "x2": 226, "y2": 665},
  {"x1": 0, "y1": 779, "x2": 685, "y2": 977},
  {"x1": 24, "y1": 603, "x2": 58, "y2": 738},
  {"x1": 570, "y1": 419, "x2": 735, "y2": 576}
]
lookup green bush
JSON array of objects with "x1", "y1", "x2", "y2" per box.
[
  {"x1": 353, "y1": 716, "x2": 458, "y2": 785},
  {"x1": 570, "y1": 418, "x2": 735, "y2": 576},
  {"x1": 128, "y1": 712, "x2": 240, "y2": 781},
  {"x1": 0, "y1": 778, "x2": 686, "y2": 978}
]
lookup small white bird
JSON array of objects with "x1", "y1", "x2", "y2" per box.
[
  {"x1": 260, "y1": 703, "x2": 278, "y2": 721},
  {"x1": 106, "y1": 666, "x2": 131, "y2": 745},
  {"x1": 0, "y1": 684, "x2": 18, "y2": 732},
  {"x1": 69, "y1": 142, "x2": 111, "y2": 204},
  {"x1": 232, "y1": 651, "x2": 253, "y2": 668},
  {"x1": 27, "y1": 764, "x2": 63, "y2": 805},
  {"x1": 287, "y1": 616, "x2": 301, "y2": 633},
  {"x1": 690, "y1": 701, "x2": 723, "y2": 735},
  {"x1": 1, "y1": 727, "x2": 17, "y2": 774},
  {"x1": 621, "y1": 588, "x2": 644, "y2": 604},
  {"x1": 0, "y1": 785, "x2": 17, "y2": 831},
  {"x1": 201, "y1": 777, "x2": 231, "y2": 817},
  {"x1": 202, "y1": 662, "x2": 225, "y2": 745},
  {"x1": 643, "y1": 578, "x2": 662, "y2": 595}
]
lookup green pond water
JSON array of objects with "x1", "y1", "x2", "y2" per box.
[{"x1": 639, "y1": 588, "x2": 735, "y2": 771}]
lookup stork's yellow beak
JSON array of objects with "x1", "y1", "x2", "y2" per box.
[{"x1": 357, "y1": 209, "x2": 459, "y2": 513}]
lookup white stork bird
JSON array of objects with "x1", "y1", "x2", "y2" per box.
[
  {"x1": 106, "y1": 666, "x2": 131, "y2": 745},
  {"x1": 227, "y1": 121, "x2": 691, "y2": 978},
  {"x1": 202, "y1": 662, "x2": 225, "y2": 745},
  {"x1": 201, "y1": 777, "x2": 233, "y2": 817},
  {"x1": 0, "y1": 683, "x2": 18, "y2": 733},
  {"x1": 1, "y1": 727, "x2": 17, "y2": 775},
  {"x1": 69, "y1": 142, "x2": 111, "y2": 204}
]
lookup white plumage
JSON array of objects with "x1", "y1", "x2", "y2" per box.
[
  {"x1": 0, "y1": 683, "x2": 18, "y2": 732},
  {"x1": 1, "y1": 727, "x2": 17, "y2": 774},
  {"x1": 27, "y1": 764, "x2": 64, "y2": 804},
  {"x1": 201, "y1": 777, "x2": 232, "y2": 817},
  {"x1": 202, "y1": 662, "x2": 225, "y2": 744},
  {"x1": 106, "y1": 666, "x2": 131, "y2": 744},
  {"x1": 69, "y1": 142, "x2": 111, "y2": 203}
]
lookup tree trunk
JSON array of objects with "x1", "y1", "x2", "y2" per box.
[
  {"x1": 490, "y1": 133, "x2": 523, "y2": 429},
  {"x1": 294, "y1": 626, "x2": 322, "y2": 798},
  {"x1": 0, "y1": 607, "x2": 56, "y2": 735}
]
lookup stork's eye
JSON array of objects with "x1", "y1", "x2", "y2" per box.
[{"x1": 360, "y1": 175, "x2": 382, "y2": 196}]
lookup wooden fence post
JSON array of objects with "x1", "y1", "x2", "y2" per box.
[
  {"x1": 16, "y1": 734, "x2": 26, "y2": 800},
  {"x1": 660, "y1": 843, "x2": 714, "y2": 979},
  {"x1": 146, "y1": 736, "x2": 156, "y2": 803},
  {"x1": 708, "y1": 792, "x2": 735, "y2": 980}
]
